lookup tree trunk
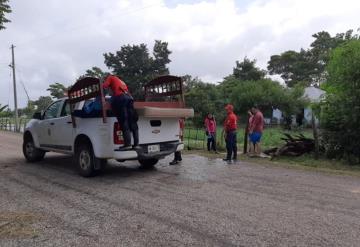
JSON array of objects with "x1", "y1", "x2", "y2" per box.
[{"x1": 243, "y1": 117, "x2": 249, "y2": 154}]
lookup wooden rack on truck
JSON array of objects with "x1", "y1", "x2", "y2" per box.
[
  {"x1": 68, "y1": 77, "x2": 107, "y2": 128},
  {"x1": 67, "y1": 75, "x2": 193, "y2": 127}
]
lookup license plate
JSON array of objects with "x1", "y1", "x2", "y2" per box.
[{"x1": 148, "y1": 144, "x2": 160, "y2": 153}]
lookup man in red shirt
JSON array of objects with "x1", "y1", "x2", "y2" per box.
[
  {"x1": 102, "y1": 74, "x2": 139, "y2": 150},
  {"x1": 249, "y1": 105, "x2": 264, "y2": 156},
  {"x1": 223, "y1": 104, "x2": 238, "y2": 162}
]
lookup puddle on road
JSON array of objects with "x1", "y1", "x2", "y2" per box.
[
  {"x1": 351, "y1": 188, "x2": 360, "y2": 194},
  {"x1": 165, "y1": 154, "x2": 234, "y2": 182}
]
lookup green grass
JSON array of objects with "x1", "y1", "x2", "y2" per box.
[
  {"x1": 243, "y1": 154, "x2": 360, "y2": 177},
  {"x1": 184, "y1": 126, "x2": 312, "y2": 150}
]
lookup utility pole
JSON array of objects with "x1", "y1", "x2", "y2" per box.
[{"x1": 10, "y1": 44, "x2": 19, "y2": 132}]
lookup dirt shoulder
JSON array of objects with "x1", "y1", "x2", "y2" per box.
[{"x1": 184, "y1": 149, "x2": 360, "y2": 177}]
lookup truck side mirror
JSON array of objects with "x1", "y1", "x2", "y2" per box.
[{"x1": 32, "y1": 112, "x2": 42, "y2": 120}]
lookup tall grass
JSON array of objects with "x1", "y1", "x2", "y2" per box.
[{"x1": 184, "y1": 126, "x2": 312, "y2": 151}]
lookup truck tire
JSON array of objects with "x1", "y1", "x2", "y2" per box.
[
  {"x1": 138, "y1": 158, "x2": 158, "y2": 169},
  {"x1": 75, "y1": 143, "x2": 97, "y2": 177},
  {"x1": 23, "y1": 136, "x2": 45, "y2": 162},
  {"x1": 94, "y1": 158, "x2": 107, "y2": 174}
]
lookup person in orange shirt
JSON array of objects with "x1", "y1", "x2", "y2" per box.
[
  {"x1": 102, "y1": 74, "x2": 139, "y2": 151},
  {"x1": 223, "y1": 104, "x2": 238, "y2": 162}
]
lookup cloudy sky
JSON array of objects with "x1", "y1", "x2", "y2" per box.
[{"x1": 0, "y1": 0, "x2": 359, "y2": 108}]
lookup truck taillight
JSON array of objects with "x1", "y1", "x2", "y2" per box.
[{"x1": 113, "y1": 122, "x2": 124, "y2": 144}]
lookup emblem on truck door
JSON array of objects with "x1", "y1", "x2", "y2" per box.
[{"x1": 152, "y1": 129, "x2": 160, "y2": 134}]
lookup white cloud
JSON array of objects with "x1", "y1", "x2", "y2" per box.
[{"x1": 0, "y1": 0, "x2": 359, "y2": 108}]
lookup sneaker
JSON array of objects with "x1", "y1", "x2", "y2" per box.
[
  {"x1": 223, "y1": 158, "x2": 231, "y2": 162},
  {"x1": 169, "y1": 160, "x2": 178, "y2": 165},
  {"x1": 132, "y1": 145, "x2": 141, "y2": 150}
]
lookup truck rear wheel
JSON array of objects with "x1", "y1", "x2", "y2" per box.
[
  {"x1": 138, "y1": 158, "x2": 158, "y2": 169},
  {"x1": 23, "y1": 136, "x2": 45, "y2": 162},
  {"x1": 75, "y1": 143, "x2": 97, "y2": 177}
]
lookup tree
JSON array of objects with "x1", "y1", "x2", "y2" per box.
[
  {"x1": 268, "y1": 29, "x2": 360, "y2": 87},
  {"x1": 226, "y1": 78, "x2": 306, "y2": 128},
  {"x1": 47, "y1": 83, "x2": 67, "y2": 99},
  {"x1": 182, "y1": 75, "x2": 203, "y2": 92},
  {"x1": 267, "y1": 49, "x2": 317, "y2": 87},
  {"x1": 80, "y1": 66, "x2": 107, "y2": 79},
  {"x1": 33, "y1": 96, "x2": 53, "y2": 112},
  {"x1": 321, "y1": 40, "x2": 360, "y2": 163},
  {"x1": 104, "y1": 40, "x2": 171, "y2": 100},
  {"x1": 152, "y1": 40, "x2": 171, "y2": 75},
  {"x1": 21, "y1": 101, "x2": 36, "y2": 117},
  {"x1": 233, "y1": 57, "x2": 266, "y2": 81},
  {"x1": 310, "y1": 30, "x2": 359, "y2": 65},
  {"x1": 0, "y1": 0, "x2": 11, "y2": 30},
  {"x1": 185, "y1": 81, "x2": 223, "y2": 127}
]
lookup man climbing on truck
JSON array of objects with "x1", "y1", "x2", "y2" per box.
[{"x1": 102, "y1": 73, "x2": 139, "y2": 150}]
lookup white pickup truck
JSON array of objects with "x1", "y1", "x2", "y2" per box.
[{"x1": 22, "y1": 76, "x2": 193, "y2": 177}]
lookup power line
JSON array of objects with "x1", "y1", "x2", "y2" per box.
[
  {"x1": 15, "y1": 67, "x2": 31, "y2": 102},
  {"x1": 7, "y1": 69, "x2": 12, "y2": 107}
]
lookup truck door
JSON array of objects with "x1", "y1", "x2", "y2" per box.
[
  {"x1": 50, "y1": 100, "x2": 74, "y2": 152},
  {"x1": 37, "y1": 100, "x2": 63, "y2": 149}
]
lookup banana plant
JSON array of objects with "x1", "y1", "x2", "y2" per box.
[{"x1": 0, "y1": 104, "x2": 8, "y2": 112}]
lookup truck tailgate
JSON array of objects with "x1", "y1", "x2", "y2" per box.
[{"x1": 137, "y1": 117, "x2": 180, "y2": 144}]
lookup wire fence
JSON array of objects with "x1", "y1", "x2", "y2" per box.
[
  {"x1": 0, "y1": 117, "x2": 311, "y2": 152},
  {"x1": 183, "y1": 125, "x2": 314, "y2": 151},
  {"x1": 0, "y1": 117, "x2": 30, "y2": 133}
]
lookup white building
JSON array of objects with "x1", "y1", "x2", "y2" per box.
[
  {"x1": 271, "y1": 86, "x2": 325, "y2": 125},
  {"x1": 303, "y1": 86, "x2": 325, "y2": 124}
]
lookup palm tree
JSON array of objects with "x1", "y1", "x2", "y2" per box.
[{"x1": 0, "y1": 104, "x2": 8, "y2": 112}]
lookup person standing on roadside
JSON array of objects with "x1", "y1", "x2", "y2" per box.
[
  {"x1": 204, "y1": 113, "x2": 218, "y2": 153},
  {"x1": 223, "y1": 104, "x2": 238, "y2": 162},
  {"x1": 247, "y1": 110, "x2": 255, "y2": 155},
  {"x1": 249, "y1": 105, "x2": 264, "y2": 157},
  {"x1": 102, "y1": 73, "x2": 139, "y2": 150}
]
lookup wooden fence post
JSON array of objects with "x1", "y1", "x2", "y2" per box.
[
  {"x1": 243, "y1": 118, "x2": 249, "y2": 154},
  {"x1": 312, "y1": 111, "x2": 319, "y2": 160}
]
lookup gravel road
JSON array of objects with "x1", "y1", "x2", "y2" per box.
[{"x1": 0, "y1": 131, "x2": 360, "y2": 247}]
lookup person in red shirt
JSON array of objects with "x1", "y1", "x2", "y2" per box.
[
  {"x1": 247, "y1": 110, "x2": 255, "y2": 154},
  {"x1": 223, "y1": 104, "x2": 238, "y2": 162},
  {"x1": 249, "y1": 105, "x2": 264, "y2": 156},
  {"x1": 204, "y1": 113, "x2": 218, "y2": 152},
  {"x1": 102, "y1": 74, "x2": 139, "y2": 150}
]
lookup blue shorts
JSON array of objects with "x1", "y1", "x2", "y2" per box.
[{"x1": 250, "y1": 132, "x2": 262, "y2": 144}]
